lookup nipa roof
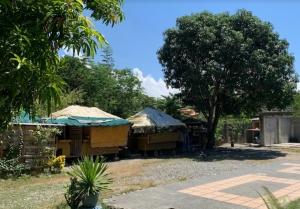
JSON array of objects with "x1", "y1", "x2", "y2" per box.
[
  {"x1": 46, "y1": 105, "x2": 132, "y2": 127},
  {"x1": 50, "y1": 105, "x2": 120, "y2": 119},
  {"x1": 127, "y1": 108, "x2": 185, "y2": 128}
]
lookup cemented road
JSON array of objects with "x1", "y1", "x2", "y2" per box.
[{"x1": 104, "y1": 149, "x2": 300, "y2": 209}]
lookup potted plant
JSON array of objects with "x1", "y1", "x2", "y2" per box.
[{"x1": 66, "y1": 156, "x2": 113, "y2": 208}]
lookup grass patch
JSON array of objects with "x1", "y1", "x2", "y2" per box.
[
  {"x1": 276, "y1": 147, "x2": 300, "y2": 153},
  {"x1": 0, "y1": 158, "x2": 166, "y2": 208}
]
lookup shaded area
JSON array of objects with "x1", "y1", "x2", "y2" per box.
[{"x1": 126, "y1": 146, "x2": 287, "y2": 162}]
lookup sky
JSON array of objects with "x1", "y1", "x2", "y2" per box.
[{"x1": 78, "y1": 0, "x2": 300, "y2": 97}]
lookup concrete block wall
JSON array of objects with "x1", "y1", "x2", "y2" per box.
[{"x1": 260, "y1": 112, "x2": 296, "y2": 146}]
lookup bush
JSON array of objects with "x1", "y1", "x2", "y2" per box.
[{"x1": 47, "y1": 155, "x2": 66, "y2": 173}]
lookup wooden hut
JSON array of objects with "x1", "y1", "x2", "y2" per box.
[
  {"x1": 46, "y1": 105, "x2": 132, "y2": 158},
  {"x1": 0, "y1": 111, "x2": 63, "y2": 168},
  {"x1": 127, "y1": 108, "x2": 185, "y2": 155}
]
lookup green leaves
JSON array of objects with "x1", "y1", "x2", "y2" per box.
[
  {"x1": 0, "y1": 0, "x2": 125, "y2": 132},
  {"x1": 258, "y1": 186, "x2": 300, "y2": 209},
  {"x1": 157, "y1": 9, "x2": 298, "y2": 148},
  {"x1": 67, "y1": 156, "x2": 113, "y2": 197}
]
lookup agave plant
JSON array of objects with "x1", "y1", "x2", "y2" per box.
[
  {"x1": 66, "y1": 156, "x2": 113, "y2": 200},
  {"x1": 258, "y1": 186, "x2": 300, "y2": 209}
]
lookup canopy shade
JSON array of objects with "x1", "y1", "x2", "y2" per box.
[{"x1": 127, "y1": 108, "x2": 185, "y2": 128}]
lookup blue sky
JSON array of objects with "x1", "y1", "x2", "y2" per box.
[{"x1": 79, "y1": 0, "x2": 300, "y2": 97}]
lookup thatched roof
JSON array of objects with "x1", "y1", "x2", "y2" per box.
[
  {"x1": 46, "y1": 105, "x2": 132, "y2": 127},
  {"x1": 50, "y1": 105, "x2": 120, "y2": 119}
]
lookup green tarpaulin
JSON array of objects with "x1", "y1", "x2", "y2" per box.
[{"x1": 46, "y1": 116, "x2": 132, "y2": 127}]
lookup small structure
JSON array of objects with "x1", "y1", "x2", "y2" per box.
[
  {"x1": 127, "y1": 108, "x2": 185, "y2": 155},
  {"x1": 46, "y1": 105, "x2": 132, "y2": 158},
  {"x1": 0, "y1": 111, "x2": 63, "y2": 168},
  {"x1": 259, "y1": 111, "x2": 299, "y2": 146},
  {"x1": 181, "y1": 118, "x2": 207, "y2": 150},
  {"x1": 246, "y1": 111, "x2": 300, "y2": 146},
  {"x1": 246, "y1": 118, "x2": 260, "y2": 144}
]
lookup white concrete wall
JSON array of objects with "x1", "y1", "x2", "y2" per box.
[
  {"x1": 279, "y1": 117, "x2": 291, "y2": 143},
  {"x1": 262, "y1": 117, "x2": 278, "y2": 146}
]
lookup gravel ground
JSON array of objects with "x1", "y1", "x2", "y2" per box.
[{"x1": 107, "y1": 144, "x2": 293, "y2": 186}]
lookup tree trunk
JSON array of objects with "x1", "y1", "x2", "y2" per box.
[
  {"x1": 206, "y1": 104, "x2": 221, "y2": 149},
  {"x1": 206, "y1": 121, "x2": 217, "y2": 149}
]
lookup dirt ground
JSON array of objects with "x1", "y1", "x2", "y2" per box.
[{"x1": 1, "y1": 144, "x2": 299, "y2": 209}]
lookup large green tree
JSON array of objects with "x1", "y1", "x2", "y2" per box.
[
  {"x1": 156, "y1": 93, "x2": 183, "y2": 119},
  {"x1": 55, "y1": 54, "x2": 146, "y2": 119},
  {"x1": 0, "y1": 0, "x2": 124, "y2": 131},
  {"x1": 157, "y1": 9, "x2": 298, "y2": 148}
]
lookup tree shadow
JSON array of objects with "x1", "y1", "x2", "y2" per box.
[{"x1": 130, "y1": 146, "x2": 288, "y2": 162}]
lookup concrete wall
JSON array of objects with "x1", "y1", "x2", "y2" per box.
[
  {"x1": 261, "y1": 117, "x2": 278, "y2": 146},
  {"x1": 294, "y1": 118, "x2": 300, "y2": 143},
  {"x1": 260, "y1": 112, "x2": 296, "y2": 146},
  {"x1": 279, "y1": 117, "x2": 291, "y2": 143}
]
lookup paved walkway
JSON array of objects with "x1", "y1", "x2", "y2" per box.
[{"x1": 104, "y1": 155, "x2": 300, "y2": 209}]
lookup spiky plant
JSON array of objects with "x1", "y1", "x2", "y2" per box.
[
  {"x1": 258, "y1": 186, "x2": 300, "y2": 209},
  {"x1": 66, "y1": 156, "x2": 113, "y2": 200}
]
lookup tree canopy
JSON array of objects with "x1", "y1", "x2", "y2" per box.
[
  {"x1": 53, "y1": 53, "x2": 156, "y2": 119},
  {"x1": 157, "y1": 9, "x2": 298, "y2": 148},
  {"x1": 0, "y1": 0, "x2": 124, "y2": 131}
]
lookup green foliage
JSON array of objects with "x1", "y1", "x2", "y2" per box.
[
  {"x1": 293, "y1": 92, "x2": 300, "y2": 119},
  {"x1": 66, "y1": 156, "x2": 113, "y2": 200},
  {"x1": 64, "y1": 177, "x2": 82, "y2": 209},
  {"x1": 0, "y1": 126, "x2": 26, "y2": 179},
  {"x1": 226, "y1": 114, "x2": 251, "y2": 138},
  {"x1": 0, "y1": 0, "x2": 125, "y2": 132},
  {"x1": 214, "y1": 119, "x2": 225, "y2": 141},
  {"x1": 157, "y1": 9, "x2": 298, "y2": 148},
  {"x1": 156, "y1": 93, "x2": 183, "y2": 119},
  {"x1": 29, "y1": 126, "x2": 61, "y2": 169},
  {"x1": 35, "y1": 89, "x2": 85, "y2": 117},
  {"x1": 55, "y1": 52, "x2": 148, "y2": 118},
  {"x1": 258, "y1": 186, "x2": 300, "y2": 209}
]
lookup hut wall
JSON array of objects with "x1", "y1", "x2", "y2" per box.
[
  {"x1": 149, "y1": 132, "x2": 181, "y2": 143},
  {"x1": 56, "y1": 139, "x2": 71, "y2": 157},
  {"x1": 137, "y1": 132, "x2": 181, "y2": 152},
  {"x1": 90, "y1": 125, "x2": 129, "y2": 148},
  {"x1": 0, "y1": 125, "x2": 56, "y2": 168}
]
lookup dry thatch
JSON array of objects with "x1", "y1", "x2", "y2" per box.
[{"x1": 50, "y1": 105, "x2": 120, "y2": 119}]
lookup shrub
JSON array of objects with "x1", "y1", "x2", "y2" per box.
[{"x1": 47, "y1": 155, "x2": 65, "y2": 173}]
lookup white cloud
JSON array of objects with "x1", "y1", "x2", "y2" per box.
[
  {"x1": 63, "y1": 48, "x2": 85, "y2": 59},
  {"x1": 62, "y1": 48, "x2": 91, "y2": 68},
  {"x1": 132, "y1": 68, "x2": 180, "y2": 98},
  {"x1": 298, "y1": 83, "x2": 300, "y2": 91}
]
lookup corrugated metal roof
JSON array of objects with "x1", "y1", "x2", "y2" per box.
[
  {"x1": 45, "y1": 116, "x2": 132, "y2": 127},
  {"x1": 127, "y1": 108, "x2": 186, "y2": 128}
]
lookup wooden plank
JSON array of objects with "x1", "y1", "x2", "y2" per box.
[{"x1": 70, "y1": 127, "x2": 82, "y2": 156}]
